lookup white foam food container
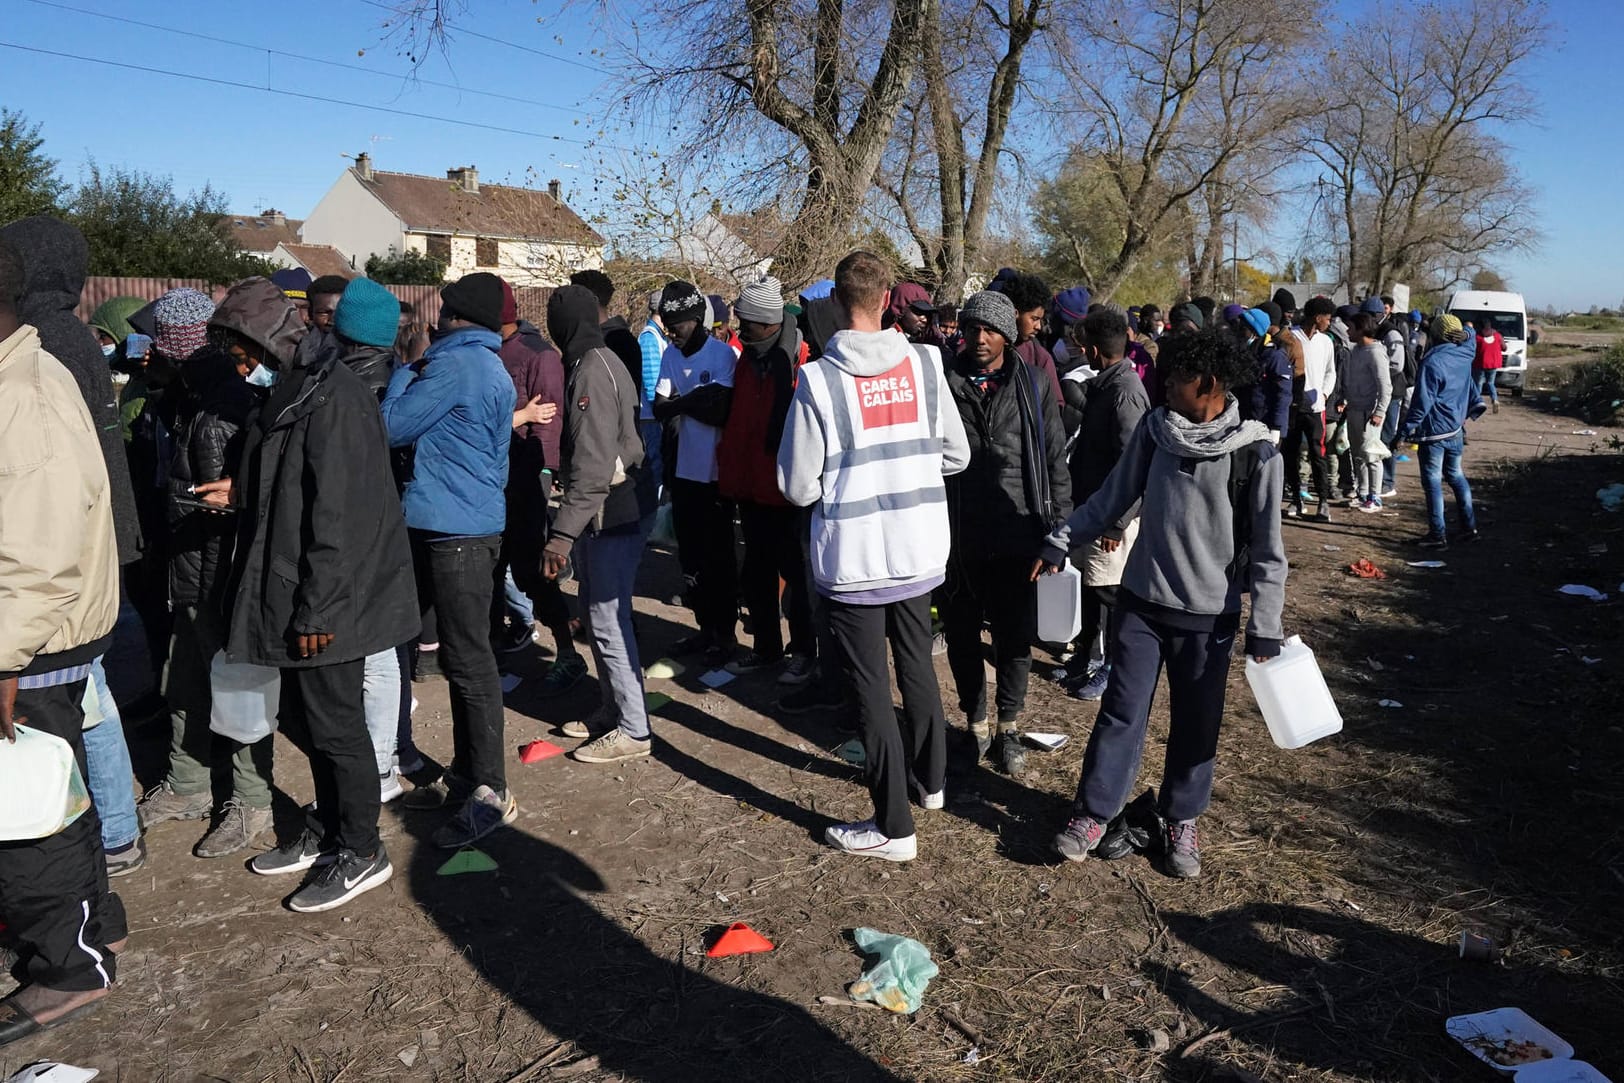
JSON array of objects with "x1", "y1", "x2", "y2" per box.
[
  {"x1": 1446, "y1": 1008, "x2": 1574, "y2": 1074},
  {"x1": 1514, "y1": 1061, "x2": 1614, "y2": 1083}
]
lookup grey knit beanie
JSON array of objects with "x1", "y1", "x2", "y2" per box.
[
  {"x1": 958, "y1": 290, "x2": 1018, "y2": 344},
  {"x1": 734, "y1": 276, "x2": 785, "y2": 325}
]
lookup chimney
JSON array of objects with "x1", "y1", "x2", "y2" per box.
[
  {"x1": 448, "y1": 165, "x2": 479, "y2": 193},
  {"x1": 264, "y1": 209, "x2": 286, "y2": 226},
  {"x1": 355, "y1": 152, "x2": 373, "y2": 181},
  {"x1": 711, "y1": 198, "x2": 722, "y2": 216},
  {"x1": 547, "y1": 178, "x2": 561, "y2": 201}
]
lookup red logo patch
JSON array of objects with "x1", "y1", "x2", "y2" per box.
[
  {"x1": 854, "y1": 359, "x2": 919, "y2": 429},
  {"x1": 577, "y1": 396, "x2": 590, "y2": 410}
]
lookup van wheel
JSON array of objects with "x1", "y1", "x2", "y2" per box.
[{"x1": 1511, "y1": 386, "x2": 1524, "y2": 398}]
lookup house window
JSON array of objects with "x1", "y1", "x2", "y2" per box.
[
  {"x1": 476, "y1": 237, "x2": 498, "y2": 266},
  {"x1": 425, "y1": 234, "x2": 451, "y2": 263}
]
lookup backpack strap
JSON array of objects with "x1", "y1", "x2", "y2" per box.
[{"x1": 1226, "y1": 441, "x2": 1264, "y2": 588}]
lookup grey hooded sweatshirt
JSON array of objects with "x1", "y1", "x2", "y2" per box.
[{"x1": 1041, "y1": 398, "x2": 1287, "y2": 656}]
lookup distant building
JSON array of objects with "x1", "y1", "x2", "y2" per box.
[
  {"x1": 300, "y1": 153, "x2": 604, "y2": 286},
  {"x1": 666, "y1": 203, "x2": 786, "y2": 286},
  {"x1": 225, "y1": 210, "x2": 304, "y2": 264},
  {"x1": 271, "y1": 242, "x2": 357, "y2": 280}
]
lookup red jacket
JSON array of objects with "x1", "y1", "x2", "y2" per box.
[
  {"x1": 1016, "y1": 338, "x2": 1064, "y2": 402},
  {"x1": 1475, "y1": 330, "x2": 1503, "y2": 371},
  {"x1": 499, "y1": 332, "x2": 564, "y2": 470},
  {"x1": 718, "y1": 326, "x2": 808, "y2": 506}
]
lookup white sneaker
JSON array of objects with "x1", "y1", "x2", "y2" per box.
[
  {"x1": 778, "y1": 654, "x2": 816, "y2": 686},
  {"x1": 824, "y1": 820, "x2": 917, "y2": 861},
  {"x1": 921, "y1": 790, "x2": 944, "y2": 811},
  {"x1": 562, "y1": 701, "x2": 618, "y2": 740},
  {"x1": 379, "y1": 768, "x2": 404, "y2": 804},
  {"x1": 1380, "y1": 488, "x2": 1398, "y2": 499}
]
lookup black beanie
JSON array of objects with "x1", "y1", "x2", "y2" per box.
[
  {"x1": 1272, "y1": 287, "x2": 1297, "y2": 313},
  {"x1": 440, "y1": 272, "x2": 505, "y2": 332},
  {"x1": 658, "y1": 281, "x2": 707, "y2": 328},
  {"x1": 1259, "y1": 301, "x2": 1283, "y2": 327}
]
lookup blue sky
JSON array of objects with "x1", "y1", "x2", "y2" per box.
[{"x1": 1, "y1": 0, "x2": 1618, "y2": 310}]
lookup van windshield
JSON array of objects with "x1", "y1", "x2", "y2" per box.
[{"x1": 1451, "y1": 310, "x2": 1524, "y2": 341}]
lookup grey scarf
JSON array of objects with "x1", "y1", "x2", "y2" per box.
[{"x1": 1149, "y1": 396, "x2": 1270, "y2": 459}]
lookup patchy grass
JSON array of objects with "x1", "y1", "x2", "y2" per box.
[{"x1": 1553, "y1": 344, "x2": 1624, "y2": 426}]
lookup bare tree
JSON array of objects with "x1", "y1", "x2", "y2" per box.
[
  {"x1": 1302, "y1": 0, "x2": 1548, "y2": 294},
  {"x1": 1047, "y1": 0, "x2": 1312, "y2": 300}
]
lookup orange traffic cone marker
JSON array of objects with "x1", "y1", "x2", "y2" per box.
[
  {"x1": 707, "y1": 922, "x2": 775, "y2": 958},
  {"x1": 520, "y1": 740, "x2": 564, "y2": 764}
]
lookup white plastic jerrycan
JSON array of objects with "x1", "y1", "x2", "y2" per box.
[
  {"x1": 209, "y1": 652, "x2": 282, "y2": 743},
  {"x1": 1245, "y1": 635, "x2": 1342, "y2": 749},
  {"x1": 1036, "y1": 559, "x2": 1083, "y2": 644}
]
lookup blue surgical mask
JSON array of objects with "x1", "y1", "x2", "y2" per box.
[
  {"x1": 245, "y1": 364, "x2": 278, "y2": 387},
  {"x1": 101, "y1": 343, "x2": 116, "y2": 359}
]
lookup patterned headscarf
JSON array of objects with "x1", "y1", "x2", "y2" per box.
[{"x1": 153, "y1": 287, "x2": 216, "y2": 360}]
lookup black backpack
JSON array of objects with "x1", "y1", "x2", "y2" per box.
[{"x1": 1226, "y1": 441, "x2": 1265, "y2": 589}]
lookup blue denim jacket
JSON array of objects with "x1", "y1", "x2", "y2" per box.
[{"x1": 1400, "y1": 335, "x2": 1477, "y2": 443}]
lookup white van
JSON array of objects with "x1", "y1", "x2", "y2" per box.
[{"x1": 1447, "y1": 290, "x2": 1528, "y2": 396}]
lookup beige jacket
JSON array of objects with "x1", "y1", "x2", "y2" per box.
[{"x1": 0, "y1": 324, "x2": 119, "y2": 676}]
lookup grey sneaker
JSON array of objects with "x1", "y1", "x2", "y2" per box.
[
  {"x1": 193, "y1": 799, "x2": 274, "y2": 859},
  {"x1": 562, "y1": 702, "x2": 616, "y2": 740},
  {"x1": 572, "y1": 729, "x2": 651, "y2": 764},
  {"x1": 105, "y1": 836, "x2": 147, "y2": 878},
  {"x1": 432, "y1": 785, "x2": 518, "y2": 849},
  {"x1": 1164, "y1": 819, "x2": 1201, "y2": 878},
  {"x1": 137, "y1": 782, "x2": 212, "y2": 829},
  {"x1": 1053, "y1": 815, "x2": 1107, "y2": 862}
]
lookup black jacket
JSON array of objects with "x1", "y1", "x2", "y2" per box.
[
  {"x1": 0, "y1": 216, "x2": 142, "y2": 563},
  {"x1": 339, "y1": 341, "x2": 396, "y2": 400},
  {"x1": 222, "y1": 333, "x2": 418, "y2": 668},
  {"x1": 946, "y1": 349, "x2": 1072, "y2": 560},
  {"x1": 167, "y1": 347, "x2": 260, "y2": 614},
  {"x1": 601, "y1": 314, "x2": 644, "y2": 394},
  {"x1": 1069, "y1": 359, "x2": 1150, "y2": 541}
]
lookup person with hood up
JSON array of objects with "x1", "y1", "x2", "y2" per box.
[
  {"x1": 715, "y1": 276, "x2": 816, "y2": 681},
  {"x1": 653, "y1": 281, "x2": 739, "y2": 667},
  {"x1": 89, "y1": 295, "x2": 146, "y2": 358},
  {"x1": 383, "y1": 273, "x2": 518, "y2": 850},
  {"x1": 886, "y1": 282, "x2": 944, "y2": 349},
  {"x1": 941, "y1": 290, "x2": 1071, "y2": 778},
  {"x1": 1035, "y1": 329, "x2": 1287, "y2": 879},
  {"x1": 195, "y1": 277, "x2": 417, "y2": 913},
  {"x1": 136, "y1": 288, "x2": 278, "y2": 861},
  {"x1": 1399, "y1": 314, "x2": 1481, "y2": 549},
  {"x1": 331, "y1": 277, "x2": 421, "y2": 804},
  {"x1": 778, "y1": 250, "x2": 971, "y2": 863},
  {"x1": 542, "y1": 285, "x2": 658, "y2": 763},
  {"x1": 0, "y1": 239, "x2": 129, "y2": 1046}
]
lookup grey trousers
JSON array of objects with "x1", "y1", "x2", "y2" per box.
[{"x1": 576, "y1": 524, "x2": 651, "y2": 739}]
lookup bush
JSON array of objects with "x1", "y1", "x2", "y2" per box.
[
  {"x1": 1555, "y1": 343, "x2": 1624, "y2": 426},
  {"x1": 365, "y1": 249, "x2": 447, "y2": 284}
]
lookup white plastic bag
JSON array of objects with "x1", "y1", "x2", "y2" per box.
[
  {"x1": 0, "y1": 724, "x2": 92, "y2": 841},
  {"x1": 209, "y1": 652, "x2": 281, "y2": 743}
]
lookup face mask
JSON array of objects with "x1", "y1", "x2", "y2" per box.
[
  {"x1": 102, "y1": 343, "x2": 116, "y2": 359},
  {"x1": 245, "y1": 364, "x2": 277, "y2": 388}
]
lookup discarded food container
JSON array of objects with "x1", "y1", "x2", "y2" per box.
[
  {"x1": 1446, "y1": 1008, "x2": 1572, "y2": 1074},
  {"x1": 1035, "y1": 559, "x2": 1083, "y2": 644},
  {"x1": 209, "y1": 652, "x2": 280, "y2": 743},
  {"x1": 1459, "y1": 930, "x2": 1498, "y2": 962},
  {"x1": 848, "y1": 927, "x2": 938, "y2": 1014},
  {"x1": 1245, "y1": 636, "x2": 1343, "y2": 749},
  {"x1": 0, "y1": 725, "x2": 92, "y2": 841},
  {"x1": 1514, "y1": 1059, "x2": 1614, "y2": 1082}
]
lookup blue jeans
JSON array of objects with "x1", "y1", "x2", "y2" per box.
[
  {"x1": 1380, "y1": 401, "x2": 1403, "y2": 492},
  {"x1": 639, "y1": 419, "x2": 665, "y2": 501},
  {"x1": 362, "y1": 648, "x2": 401, "y2": 775},
  {"x1": 83, "y1": 656, "x2": 140, "y2": 851},
  {"x1": 576, "y1": 524, "x2": 651, "y2": 740},
  {"x1": 1416, "y1": 432, "x2": 1476, "y2": 539},
  {"x1": 502, "y1": 566, "x2": 534, "y2": 627},
  {"x1": 1477, "y1": 368, "x2": 1499, "y2": 403}
]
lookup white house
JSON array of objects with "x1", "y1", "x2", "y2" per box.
[
  {"x1": 667, "y1": 204, "x2": 784, "y2": 286},
  {"x1": 300, "y1": 154, "x2": 604, "y2": 287}
]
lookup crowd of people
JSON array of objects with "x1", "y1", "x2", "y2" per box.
[{"x1": 0, "y1": 211, "x2": 1497, "y2": 1046}]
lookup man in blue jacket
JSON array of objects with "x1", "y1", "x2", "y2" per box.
[
  {"x1": 381, "y1": 272, "x2": 519, "y2": 848},
  {"x1": 1399, "y1": 313, "x2": 1480, "y2": 549}
]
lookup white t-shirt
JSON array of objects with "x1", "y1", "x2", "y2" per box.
[{"x1": 656, "y1": 335, "x2": 737, "y2": 483}]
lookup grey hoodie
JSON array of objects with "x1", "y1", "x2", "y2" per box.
[{"x1": 1043, "y1": 398, "x2": 1287, "y2": 655}]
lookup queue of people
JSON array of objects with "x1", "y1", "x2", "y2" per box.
[{"x1": 0, "y1": 208, "x2": 1492, "y2": 1046}]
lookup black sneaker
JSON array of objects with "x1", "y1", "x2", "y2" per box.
[
  {"x1": 1412, "y1": 534, "x2": 1449, "y2": 550},
  {"x1": 287, "y1": 846, "x2": 394, "y2": 913},
  {"x1": 669, "y1": 631, "x2": 712, "y2": 657},
  {"x1": 249, "y1": 829, "x2": 336, "y2": 876},
  {"x1": 412, "y1": 648, "x2": 443, "y2": 682},
  {"x1": 778, "y1": 680, "x2": 845, "y2": 714},
  {"x1": 725, "y1": 649, "x2": 783, "y2": 676},
  {"x1": 495, "y1": 622, "x2": 533, "y2": 654},
  {"x1": 1459, "y1": 528, "x2": 1482, "y2": 543}
]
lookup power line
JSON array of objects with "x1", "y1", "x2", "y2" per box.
[
  {"x1": 355, "y1": 0, "x2": 609, "y2": 75},
  {"x1": 0, "y1": 40, "x2": 633, "y2": 152},
  {"x1": 19, "y1": 0, "x2": 605, "y2": 119}
]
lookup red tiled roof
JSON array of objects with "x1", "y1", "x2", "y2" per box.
[
  {"x1": 716, "y1": 208, "x2": 787, "y2": 259},
  {"x1": 276, "y1": 243, "x2": 357, "y2": 279},
  {"x1": 358, "y1": 170, "x2": 603, "y2": 246},
  {"x1": 226, "y1": 214, "x2": 303, "y2": 252}
]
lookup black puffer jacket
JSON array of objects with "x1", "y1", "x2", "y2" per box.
[
  {"x1": 167, "y1": 347, "x2": 260, "y2": 612},
  {"x1": 339, "y1": 341, "x2": 395, "y2": 400},
  {"x1": 0, "y1": 215, "x2": 141, "y2": 563},
  {"x1": 217, "y1": 284, "x2": 418, "y2": 668},
  {"x1": 945, "y1": 348, "x2": 1072, "y2": 560},
  {"x1": 1068, "y1": 358, "x2": 1150, "y2": 541}
]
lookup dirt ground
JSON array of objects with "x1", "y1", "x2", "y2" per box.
[{"x1": 5, "y1": 383, "x2": 1623, "y2": 1082}]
